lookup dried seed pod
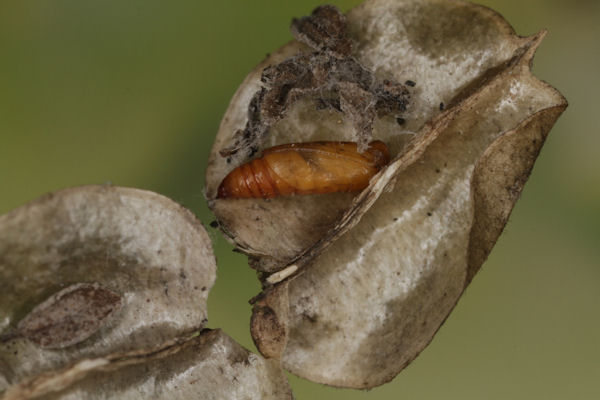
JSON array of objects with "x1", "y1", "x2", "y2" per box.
[
  {"x1": 207, "y1": 0, "x2": 567, "y2": 389},
  {"x1": 0, "y1": 186, "x2": 293, "y2": 399},
  {"x1": 0, "y1": 186, "x2": 216, "y2": 391},
  {"x1": 217, "y1": 141, "x2": 390, "y2": 199}
]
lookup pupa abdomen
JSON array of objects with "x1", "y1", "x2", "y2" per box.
[{"x1": 217, "y1": 141, "x2": 390, "y2": 199}]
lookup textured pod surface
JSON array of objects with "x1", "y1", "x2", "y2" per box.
[
  {"x1": 3, "y1": 330, "x2": 292, "y2": 400},
  {"x1": 0, "y1": 186, "x2": 216, "y2": 391},
  {"x1": 206, "y1": 0, "x2": 567, "y2": 389}
]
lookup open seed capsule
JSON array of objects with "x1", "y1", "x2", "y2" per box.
[{"x1": 207, "y1": 0, "x2": 567, "y2": 389}]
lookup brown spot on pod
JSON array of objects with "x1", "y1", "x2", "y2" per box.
[{"x1": 15, "y1": 283, "x2": 122, "y2": 349}]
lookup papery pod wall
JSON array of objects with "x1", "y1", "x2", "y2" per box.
[
  {"x1": 0, "y1": 186, "x2": 292, "y2": 399},
  {"x1": 206, "y1": 0, "x2": 567, "y2": 389}
]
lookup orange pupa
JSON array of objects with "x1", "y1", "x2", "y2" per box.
[{"x1": 217, "y1": 141, "x2": 390, "y2": 199}]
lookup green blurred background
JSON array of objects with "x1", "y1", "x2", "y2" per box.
[{"x1": 0, "y1": 0, "x2": 597, "y2": 398}]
